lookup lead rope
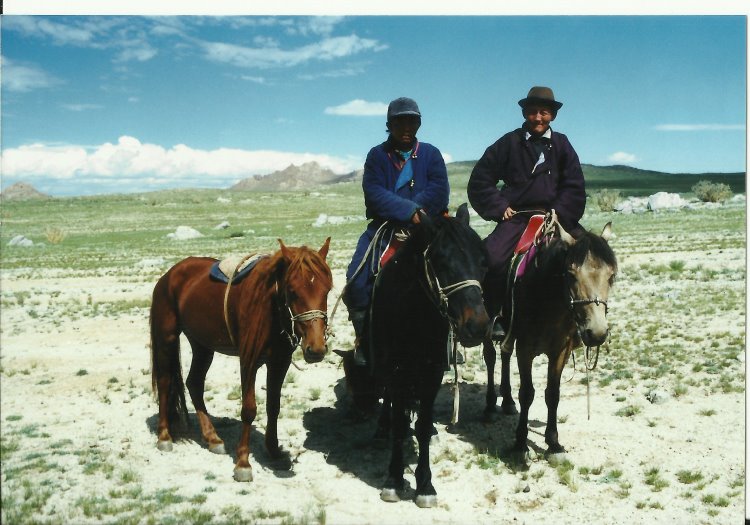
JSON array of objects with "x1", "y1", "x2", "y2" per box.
[
  {"x1": 328, "y1": 221, "x2": 392, "y2": 327},
  {"x1": 449, "y1": 326, "x2": 461, "y2": 425}
]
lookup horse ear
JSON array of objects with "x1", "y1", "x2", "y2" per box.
[
  {"x1": 556, "y1": 222, "x2": 576, "y2": 245},
  {"x1": 601, "y1": 222, "x2": 613, "y2": 242},
  {"x1": 319, "y1": 237, "x2": 331, "y2": 259},
  {"x1": 456, "y1": 203, "x2": 470, "y2": 226},
  {"x1": 333, "y1": 349, "x2": 350, "y2": 358},
  {"x1": 278, "y1": 239, "x2": 293, "y2": 261}
]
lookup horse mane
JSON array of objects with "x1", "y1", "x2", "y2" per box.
[
  {"x1": 567, "y1": 230, "x2": 618, "y2": 283},
  {"x1": 236, "y1": 245, "x2": 332, "y2": 363},
  {"x1": 282, "y1": 245, "x2": 334, "y2": 290},
  {"x1": 530, "y1": 228, "x2": 618, "y2": 288}
]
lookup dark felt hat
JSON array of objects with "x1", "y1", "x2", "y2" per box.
[
  {"x1": 518, "y1": 86, "x2": 563, "y2": 111},
  {"x1": 387, "y1": 97, "x2": 421, "y2": 120}
]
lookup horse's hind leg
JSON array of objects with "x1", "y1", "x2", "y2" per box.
[
  {"x1": 482, "y1": 340, "x2": 498, "y2": 419},
  {"x1": 185, "y1": 341, "x2": 225, "y2": 454},
  {"x1": 499, "y1": 346, "x2": 518, "y2": 415},
  {"x1": 150, "y1": 288, "x2": 186, "y2": 452}
]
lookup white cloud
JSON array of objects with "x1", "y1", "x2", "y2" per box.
[
  {"x1": 201, "y1": 35, "x2": 385, "y2": 69},
  {"x1": 1, "y1": 136, "x2": 362, "y2": 188},
  {"x1": 2, "y1": 57, "x2": 61, "y2": 92},
  {"x1": 608, "y1": 151, "x2": 638, "y2": 164},
  {"x1": 325, "y1": 99, "x2": 387, "y2": 116},
  {"x1": 61, "y1": 103, "x2": 103, "y2": 112},
  {"x1": 654, "y1": 124, "x2": 745, "y2": 131}
]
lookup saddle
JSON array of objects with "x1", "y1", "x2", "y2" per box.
[
  {"x1": 379, "y1": 228, "x2": 409, "y2": 268},
  {"x1": 210, "y1": 254, "x2": 267, "y2": 284}
]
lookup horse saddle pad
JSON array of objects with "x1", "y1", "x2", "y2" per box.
[
  {"x1": 210, "y1": 254, "x2": 267, "y2": 284},
  {"x1": 514, "y1": 214, "x2": 546, "y2": 255}
]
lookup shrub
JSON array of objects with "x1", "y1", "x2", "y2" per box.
[
  {"x1": 45, "y1": 227, "x2": 67, "y2": 244},
  {"x1": 692, "y1": 180, "x2": 732, "y2": 203},
  {"x1": 591, "y1": 189, "x2": 622, "y2": 212}
]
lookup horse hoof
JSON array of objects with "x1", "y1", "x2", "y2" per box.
[
  {"x1": 546, "y1": 450, "x2": 568, "y2": 464},
  {"x1": 157, "y1": 440, "x2": 173, "y2": 452},
  {"x1": 501, "y1": 402, "x2": 518, "y2": 415},
  {"x1": 380, "y1": 488, "x2": 400, "y2": 503},
  {"x1": 415, "y1": 494, "x2": 438, "y2": 508},
  {"x1": 208, "y1": 443, "x2": 226, "y2": 455},
  {"x1": 233, "y1": 467, "x2": 253, "y2": 482}
]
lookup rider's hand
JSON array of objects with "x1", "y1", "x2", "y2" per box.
[
  {"x1": 502, "y1": 207, "x2": 516, "y2": 221},
  {"x1": 411, "y1": 209, "x2": 425, "y2": 224}
]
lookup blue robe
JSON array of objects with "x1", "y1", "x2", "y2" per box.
[{"x1": 344, "y1": 138, "x2": 449, "y2": 311}]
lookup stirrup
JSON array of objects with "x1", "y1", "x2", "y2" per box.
[
  {"x1": 352, "y1": 345, "x2": 368, "y2": 367},
  {"x1": 490, "y1": 318, "x2": 506, "y2": 341}
]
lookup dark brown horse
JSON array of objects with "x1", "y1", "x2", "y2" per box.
[
  {"x1": 340, "y1": 204, "x2": 490, "y2": 507},
  {"x1": 484, "y1": 219, "x2": 617, "y2": 454},
  {"x1": 150, "y1": 238, "x2": 332, "y2": 481}
]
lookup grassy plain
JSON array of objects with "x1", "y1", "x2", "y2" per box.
[{"x1": 0, "y1": 167, "x2": 746, "y2": 524}]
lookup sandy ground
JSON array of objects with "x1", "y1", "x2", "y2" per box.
[{"x1": 0, "y1": 246, "x2": 746, "y2": 524}]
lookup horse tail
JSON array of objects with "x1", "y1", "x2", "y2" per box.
[{"x1": 150, "y1": 272, "x2": 188, "y2": 424}]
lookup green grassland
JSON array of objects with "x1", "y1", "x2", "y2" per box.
[{"x1": 1, "y1": 162, "x2": 745, "y2": 273}]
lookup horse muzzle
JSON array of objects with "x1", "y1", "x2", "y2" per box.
[
  {"x1": 455, "y1": 305, "x2": 491, "y2": 348},
  {"x1": 302, "y1": 344, "x2": 327, "y2": 363}
]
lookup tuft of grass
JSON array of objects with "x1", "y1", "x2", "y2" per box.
[
  {"x1": 676, "y1": 469, "x2": 704, "y2": 484},
  {"x1": 615, "y1": 404, "x2": 641, "y2": 417},
  {"x1": 644, "y1": 467, "x2": 670, "y2": 492}
]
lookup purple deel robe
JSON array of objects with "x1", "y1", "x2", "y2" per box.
[{"x1": 468, "y1": 126, "x2": 586, "y2": 272}]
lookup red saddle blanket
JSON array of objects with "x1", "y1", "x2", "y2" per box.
[{"x1": 514, "y1": 214, "x2": 546, "y2": 255}]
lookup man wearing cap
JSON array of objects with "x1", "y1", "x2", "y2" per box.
[
  {"x1": 468, "y1": 86, "x2": 586, "y2": 339},
  {"x1": 343, "y1": 96, "x2": 450, "y2": 365}
]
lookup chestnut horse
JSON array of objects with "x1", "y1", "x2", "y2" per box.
[
  {"x1": 484, "y1": 218, "x2": 617, "y2": 454},
  {"x1": 150, "y1": 238, "x2": 332, "y2": 481}
]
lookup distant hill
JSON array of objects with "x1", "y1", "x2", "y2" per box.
[
  {"x1": 227, "y1": 160, "x2": 744, "y2": 197},
  {"x1": 446, "y1": 162, "x2": 745, "y2": 197},
  {"x1": 0, "y1": 182, "x2": 50, "y2": 201},
  {"x1": 580, "y1": 164, "x2": 745, "y2": 195},
  {"x1": 230, "y1": 162, "x2": 362, "y2": 192}
]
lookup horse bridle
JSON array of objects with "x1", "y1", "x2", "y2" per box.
[
  {"x1": 421, "y1": 237, "x2": 483, "y2": 327},
  {"x1": 276, "y1": 281, "x2": 330, "y2": 350},
  {"x1": 564, "y1": 269, "x2": 610, "y2": 371}
]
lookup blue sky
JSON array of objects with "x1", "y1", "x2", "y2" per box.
[{"x1": 1, "y1": 13, "x2": 747, "y2": 196}]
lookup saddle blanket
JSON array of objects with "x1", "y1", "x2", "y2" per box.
[{"x1": 210, "y1": 253, "x2": 267, "y2": 284}]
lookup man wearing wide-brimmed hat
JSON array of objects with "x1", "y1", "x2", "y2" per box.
[{"x1": 468, "y1": 86, "x2": 586, "y2": 340}]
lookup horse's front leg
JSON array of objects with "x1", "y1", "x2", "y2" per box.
[
  {"x1": 514, "y1": 349, "x2": 535, "y2": 452},
  {"x1": 380, "y1": 389, "x2": 408, "y2": 503},
  {"x1": 264, "y1": 349, "x2": 293, "y2": 468},
  {"x1": 373, "y1": 390, "x2": 391, "y2": 448},
  {"x1": 234, "y1": 363, "x2": 259, "y2": 482},
  {"x1": 185, "y1": 343, "x2": 225, "y2": 454},
  {"x1": 413, "y1": 368, "x2": 442, "y2": 508},
  {"x1": 544, "y1": 345, "x2": 573, "y2": 454},
  {"x1": 482, "y1": 340, "x2": 498, "y2": 419}
]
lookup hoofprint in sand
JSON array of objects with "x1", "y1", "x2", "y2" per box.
[{"x1": 1, "y1": 241, "x2": 745, "y2": 524}]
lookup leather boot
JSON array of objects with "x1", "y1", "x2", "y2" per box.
[{"x1": 349, "y1": 310, "x2": 368, "y2": 367}]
